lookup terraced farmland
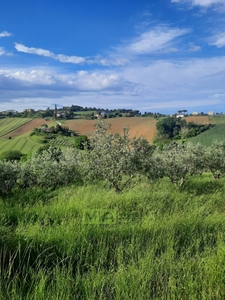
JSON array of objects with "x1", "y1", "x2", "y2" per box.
[
  {"x1": 0, "y1": 118, "x2": 33, "y2": 137},
  {"x1": 0, "y1": 134, "x2": 41, "y2": 154}
]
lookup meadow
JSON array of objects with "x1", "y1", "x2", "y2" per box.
[
  {"x1": 1, "y1": 175, "x2": 225, "y2": 299},
  {"x1": 190, "y1": 124, "x2": 225, "y2": 146},
  {"x1": 0, "y1": 133, "x2": 42, "y2": 154}
]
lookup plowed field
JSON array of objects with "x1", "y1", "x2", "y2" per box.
[
  {"x1": 65, "y1": 117, "x2": 157, "y2": 143},
  {"x1": 4, "y1": 119, "x2": 53, "y2": 138},
  {"x1": 3, "y1": 115, "x2": 221, "y2": 145},
  {"x1": 184, "y1": 116, "x2": 211, "y2": 124}
]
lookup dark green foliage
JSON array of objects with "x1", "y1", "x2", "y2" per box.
[
  {"x1": 0, "y1": 150, "x2": 25, "y2": 161},
  {"x1": 74, "y1": 135, "x2": 88, "y2": 150},
  {"x1": 156, "y1": 116, "x2": 185, "y2": 140},
  {"x1": 155, "y1": 117, "x2": 213, "y2": 142},
  {"x1": 35, "y1": 145, "x2": 63, "y2": 162}
]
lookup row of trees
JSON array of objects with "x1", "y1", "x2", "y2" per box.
[
  {"x1": 155, "y1": 116, "x2": 213, "y2": 141},
  {"x1": 1, "y1": 121, "x2": 225, "y2": 194}
]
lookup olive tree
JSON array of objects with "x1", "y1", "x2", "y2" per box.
[
  {"x1": 18, "y1": 146, "x2": 81, "y2": 189},
  {"x1": 204, "y1": 141, "x2": 225, "y2": 179},
  {"x1": 157, "y1": 142, "x2": 205, "y2": 186},
  {"x1": 0, "y1": 160, "x2": 20, "y2": 193},
  {"x1": 81, "y1": 121, "x2": 153, "y2": 192}
]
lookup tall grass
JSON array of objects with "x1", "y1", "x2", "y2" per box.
[{"x1": 1, "y1": 175, "x2": 225, "y2": 299}]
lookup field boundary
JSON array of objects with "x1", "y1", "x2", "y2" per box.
[{"x1": 0, "y1": 118, "x2": 33, "y2": 137}]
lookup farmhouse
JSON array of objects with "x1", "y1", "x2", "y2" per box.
[
  {"x1": 192, "y1": 112, "x2": 198, "y2": 115},
  {"x1": 176, "y1": 114, "x2": 185, "y2": 118},
  {"x1": 208, "y1": 111, "x2": 214, "y2": 116},
  {"x1": 24, "y1": 108, "x2": 35, "y2": 113},
  {"x1": 1, "y1": 110, "x2": 17, "y2": 115}
]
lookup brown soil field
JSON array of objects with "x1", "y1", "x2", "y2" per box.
[
  {"x1": 184, "y1": 116, "x2": 211, "y2": 124},
  {"x1": 65, "y1": 117, "x2": 157, "y2": 143},
  {"x1": 4, "y1": 119, "x2": 53, "y2": 138},
  {"x1": 5, "y1": 115, "x2": 215, "y2": 143},
  {"x1": 5, "y1": 117, "x2": 157, "y2": 143}
]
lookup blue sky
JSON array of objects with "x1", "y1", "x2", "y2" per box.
[{"x1": 1, "y1": 0, "x2": 225, "y2": 113}]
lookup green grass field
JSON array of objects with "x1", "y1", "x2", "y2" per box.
[
  {"x1": 73, "y1": 110, "x2": 95, "y2": 115},
  {"x1": 1, "y1": 175, "x2": 225, "y2": 299},
  {"x1": 189, "y1": 124, "x2": 225, "y2": 146},
  {"x1": 209, "y1": 115, "x2": 225, "y2": 124},
  {"x1": 0, "y1": 118, "x2": 33, "y2": 137},
  {"x1": 0, "y1": 134, "x2": 42, "y2": 154}
]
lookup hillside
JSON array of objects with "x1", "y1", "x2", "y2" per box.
[
  {"x1": 0, "y1": 115, "x2": 224, "y2": 155},
  {"x1": 0, "y1": 118, "x2": 33, "y2": 137},
  {"x1": 189, "y1": 124, "x2": 225, "y2": 146},
  {"x1": 64, "y1": 117, "x2": 157, "y2": 142}
]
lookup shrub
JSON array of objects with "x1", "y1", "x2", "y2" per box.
[{"x1": 0, "y1": 150, "x2": 25, "y2": 162}]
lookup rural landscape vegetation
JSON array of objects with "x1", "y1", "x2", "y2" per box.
[{"x1": 1, "y1": 106, "x2": 225, "y2": 299}]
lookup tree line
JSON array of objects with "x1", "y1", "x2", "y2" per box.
[{"x1": 0, "y1": 121, "x2": 225, "y2": 194}]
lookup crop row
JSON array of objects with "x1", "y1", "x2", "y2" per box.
[
  {"x1": 0, "y1": 137, "x2": 40, "y2": 154},
  {"x1": 49, "y1": 139, "x2": 74, "y2": 147},
  {"x1": 0, "y1": 118, "x2": 33, "y2": 137}
]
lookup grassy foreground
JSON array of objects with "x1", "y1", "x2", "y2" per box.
[{"x1": 1, "y1": 175, "x2": 225, "y2": 299}]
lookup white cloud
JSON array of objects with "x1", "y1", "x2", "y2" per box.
[
  {"x1": 0, "y1": 68, "x2": 124, "y2": 92},
  {"x1": 172, "y1": 0, "x2": 225, "y2": 7},
  {"x1": 210, "y1": 32, "x2": 225, "y2": 47},
  {"x1": 0, "y1": 31, "x2": 12, "y2": 38},
  {"x1": 123, "y1": 27, "x2": 190, "y2": 54},
  {"x1": 0, "y1": 47, "x2": 12, "y2": 56},
  {"x1": 188, "y1": 42, "x2": 201, "y2": 51},
  {"x1": 14, "y1": 43, "x2": 86, "y2": 64},
  {"x1": 1, "y1": 53, "x2": 225, "y2": 112},
  {"x1": 0, "y1": 47, "x2": 6, "y2": 56}
]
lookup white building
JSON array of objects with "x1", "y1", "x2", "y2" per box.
[{"x1": 176, "y1": 114, "x2": 185, "y2": 118}]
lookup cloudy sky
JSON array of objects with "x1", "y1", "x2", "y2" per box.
[{"x1": 0, "y1": 0, "x2": 225, "y2": 113}]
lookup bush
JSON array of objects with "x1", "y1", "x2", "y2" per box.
[
  {"x1": 0, "y1": 150, "x2": 25, "y2": 162},
  {"x1": 74, "y1": 135, "x2": 88, "y2": 150},
  {"x1": 0, "y1": 160, "x2": 20, "y2": 193}
]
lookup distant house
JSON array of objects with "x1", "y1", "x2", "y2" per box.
[
  {"x1": 1, "y1": 110, "x2": 17, "y2": 115},
  {"x1": 192, "y1": 112, "x2": 198, "y2": 115},
  {"x1": 176, "y1": 114, "x2": 185, "y2": 118},
  {"x1": 57, "y1": 112, "x2": 66, "y2": 118},
  {"x1": 208, "y1": 111, "x2": 214, "y2": 116},
  {"x1": 24, "y1": 108, "x2": 35, "y2": 113}
]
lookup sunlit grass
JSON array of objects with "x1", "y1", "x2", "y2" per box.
[{"x1": 1, "y1": 176, "x2": 225, "y2": 299}]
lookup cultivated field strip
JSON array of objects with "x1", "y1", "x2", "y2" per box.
[
  {"x1": 0, "y1": 136, "x2": 40, "y2": 154},
  {"x1": 0, "y1": 118, "x2": 33, "y2": 137}
]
